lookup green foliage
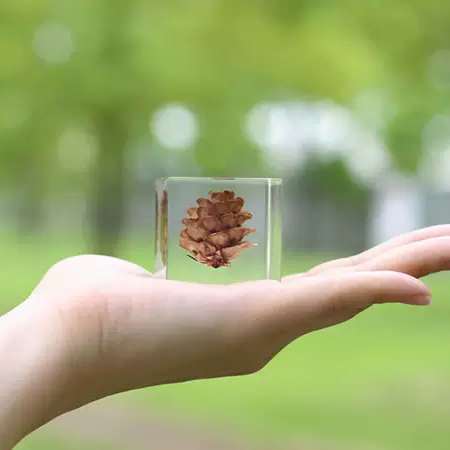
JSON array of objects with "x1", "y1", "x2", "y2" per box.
[
  {"x1": 302, "y1": 155, "x2": 369, "y2": 201},
  {"x1": 386, "y1": 109, "x2": 429, "y2": 173},
  {"x1": 1, "y1": 0, "x2": 450, "y2": 245}
]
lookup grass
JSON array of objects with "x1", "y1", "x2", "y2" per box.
[
  {"x1": 17, "y1": 436, "x2": 114, "y2": 450},
  {"x1": 2, "y1": 231, "x2": 450, "y2": 450}
]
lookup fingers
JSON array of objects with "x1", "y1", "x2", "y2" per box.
[
  {"x1": 355, "y1": 224, "x2": 450, "y2": 265},
  {"x1": 359, "y1": 236, "x2": 450, "y2": 278},
  {"x1": 264, "y1": 271, "x2": 431, "y2": 336},
  {"x1": 283, "y1": 256, "x2": 355, "y2": 282},
  {"x1": 284, "y1": 224, "x2": 450, "y2": 281},
  {"x1": 283, "y1": 271, "x2": 430, "y2": 310}
]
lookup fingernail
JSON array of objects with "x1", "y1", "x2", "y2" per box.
[{"x1": 409, "y1": 295, "x2": 433, "y2": 306}]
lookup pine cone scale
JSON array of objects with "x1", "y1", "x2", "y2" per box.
[
  {"x1": 186, "y1": 226, "x2": 208, "y2": 242},
  {"x1": 228, "y1": 227, "x2": 256, "y2": 242},
  {"x1": 182, "y1": 218, "x2": 197, "y2": 227},
  {"x1": 215, "y1": 202, "x2": 230, "y2": 215},
  {"x1": 199, "y1": 216, "x2": 222, "y2": 232},
  {"x1": 229, "y1": 198, "x2": 245, "y2": 213},
  {"x1": 206, "y1": 231, "x2": 230, "y2": 248},
  {"x1": 187, "y1": 207, "x2": 199, "y2": 218},
  {"x1": 222, "y1": 241, "x2": 255, "y2": 261}
]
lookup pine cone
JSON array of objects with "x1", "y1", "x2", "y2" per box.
[{"x1": 180, "y1": 190, "x2": 256, "y2": 269}]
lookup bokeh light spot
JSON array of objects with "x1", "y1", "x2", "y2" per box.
[
  {"x1": 150, "y1": 104, "x2": 199, "y2": 151},
  {"x1": 245, "y1": 99, "x2": 388, "y2": 185},
  {"x1": 33, "y1": 23, "x2": 74, "y2": 65},
  {"x1": 428, "y1": 50, "x2": 450, "y2": 90},
  {"x1": 245, "y1": 101, "x2": 311, "y2": 173},
  {"x1": 345, "y1": 133, "x2": 391, "y2": 186}
]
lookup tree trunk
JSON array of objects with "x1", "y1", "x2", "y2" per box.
[
  {"x1": 16, "y1": 166, "x2": 45, "y2": 234},
  {"x1": 89, "y1": 111, "x2": 128, "y2": 255},
  {"x1": 15, "y1": 128, "x2": 48, "y2": 234}
]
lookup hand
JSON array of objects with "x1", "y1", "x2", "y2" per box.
[{"x1": 2, "y1": 225, "x2": 450, "y2": 448}]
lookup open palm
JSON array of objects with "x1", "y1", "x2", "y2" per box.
[
  {"x1": 32, "y1": 226, "x2": 449, "y2": 389},
  {"x1": 3, "y1": 225, "x2": 450, "y2": 447}
]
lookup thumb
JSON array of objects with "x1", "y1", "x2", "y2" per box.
[{"x1": 259, "y1": 271, "x2": 431, "y2": 336}]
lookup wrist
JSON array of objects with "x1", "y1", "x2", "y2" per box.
[{"x1": 0, "y1": 299, "x2": 69, "y2": 448}]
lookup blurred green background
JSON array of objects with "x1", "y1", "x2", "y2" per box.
[{"x1": 2, "y1": 0, "x2": 450, "y2": 449}]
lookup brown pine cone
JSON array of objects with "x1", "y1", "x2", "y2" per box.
[{"x1": 180, "y1": 190, "x2": 256, "y2": 269}]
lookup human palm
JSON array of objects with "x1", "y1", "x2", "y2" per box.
[
  {"x1": 2, "y1": 225, "x2": 450, "y2": 448},
  {"x1": 33, "y1": 226, "x2": 447, "y2": 389}
]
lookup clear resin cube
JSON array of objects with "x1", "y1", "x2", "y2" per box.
[{"x1": 155, "y1": 177, "x2": 282, "y2": 284}]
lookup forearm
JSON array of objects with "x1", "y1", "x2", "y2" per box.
[{"x1": 0, "y1": 300, "x2": 68, "y2": 448}]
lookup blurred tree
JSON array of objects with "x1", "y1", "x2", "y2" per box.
[
  {"x1": 81, "y1": 2, "x2": 134, "y2": 255},
  {"x1": 2, "y1": 0, "x2": 450, "y2": 251},
  {"x1": 0, "y1": 0, "x2": 62, "y2": 231}
]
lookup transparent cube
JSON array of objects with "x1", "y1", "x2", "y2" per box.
[{"x1": 155, "y1": 177, "x2": 282, "y2": 284}]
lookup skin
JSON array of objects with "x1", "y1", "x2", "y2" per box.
[{"x1": 2, "y1": 225, "x2": 450, "y2": 448}]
